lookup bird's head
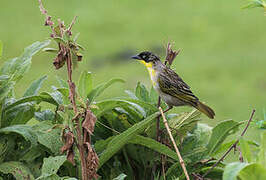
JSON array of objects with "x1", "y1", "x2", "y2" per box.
[{"x1": 131, "y1": 51, "x2": 161, "y2": 68}]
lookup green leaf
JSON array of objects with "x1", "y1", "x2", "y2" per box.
[
  {"x1": 239, "y1": 138, "x2": 252, "y2": 162},
  {"x1": 88, "y1": 78, "x2": 125, "y2": 103},
  {"x1": 0, "y1": 81, "x2": 14, "y2": 102},
  {"x1": 23, "y1": 75, "x2": 47, "y2": 97},
  {"x1": 207, "y1": 120, "x2": 242, "y2": 155},
  {"x1": 149, "y1": 87, "x2": 158, "y2": 103},
  {"x1": 53, "y1": 37, "x2": 66, "y2": 45},
  {"x1": 129, "y1": 135, "x2": 178, "y2": 160},
  {"x1": 95, "y1": 99, "x2": 147, "y2": 118},
  {"x1": 41, "y1": 155, "x2": 67, "y2": 175},
  {"x1": 242, "y1": 0, "x2": 266, "y2": 9},
  {"x1": 238, "y1": 163, "x2": 266, "y2": 180},
  {"x1": 223, "y1": 162, "x2": 248, "y2": 180},
  {"x1": 56, "y1": 88, "x2": 70, "y2": 105},
  {"x1": 125, "y1": 90, "x2": 137, "y2": 99},
  {"x1": 0, "y1": 40, "x2": 2, "y2": 59},
  {"x1": 212, "y1": 140, "x2": 235, "y2": 156},
  {"x1": 0, "y1": 40, "x2": 50, "y2": 81},
  {"x1": 0, "y1": 125, "x2": 38, "y2": 147},
  {"x1": 40, "y1": 91, "x2": 62, "y2": 105},
  {"x1": 135, "y1": 82, "x2": 150, "y2": 102},
  {"x1": 8, "y1": 103, "x2": 35, "y2": 125},
  {"x1": 33, "y1": 121, "x2": 63, "y2": 155},
  {"x1": 34, "y1": 110, "x2": 55, "y2": 121},
  {"x1": 5, "y1": 94, "x2": 58, "y2": 111},
  {"x1": 98, "y1": 111, "x2": 159, "y2": 168},
  {"x1": 258, "y1": 132, "x2": 266, "y2": 167},
  {"x1": 43, "y1": 47, "x2": 58, "y2": 53},
  {"x1": 78, "y1": 71, "x2": 92, "y2": 100},
  {"x1": 56, "y1": 76, "x2": 68, "y2": 88},
  {"x1": 0, "y1": 161, "x2": 34, "y2": 180},
  {"x1": 113, "y1": 173, "x2": 127, "y2": 180}
]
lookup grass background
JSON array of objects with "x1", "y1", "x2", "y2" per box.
[{"x1": 1, "y1": 0, "x2": 265, "y2": 139}]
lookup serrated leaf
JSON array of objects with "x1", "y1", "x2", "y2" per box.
[
  {"x1": 0, "y1": 125, "x2": 38, "y2": 147},
  {"x1": 23, "y1": 75, "x2": 47, "y2": 97},
  {"x1": 0, "y1": 40, "x2": 50, "y2": 81},
  {"x1": 88, "y1": 78, "x2": 125, "y2": 103},
  {"x1": 41, "y1": 155, "x2": 66, "y2": 175},
  {"x1": 99, "y1": 111, "x2": 159, "y2": 168},
  {"x1": 207, "y1": 120, "x2": 242, "y2": 155},
  {"x1": 0, "y1": 161, "x2": 34, "y2": 180},
  {"x1": 78, "y1": 71, "x2": 92, "y2": 100}
]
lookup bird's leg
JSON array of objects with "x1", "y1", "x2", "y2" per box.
[{"x1": 163, "y1": 106, "x2": 173, "y2": 114}]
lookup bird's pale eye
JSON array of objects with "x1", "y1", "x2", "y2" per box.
[{"x1": 142, "y1": 55, "x2": 146, "y2": 59}]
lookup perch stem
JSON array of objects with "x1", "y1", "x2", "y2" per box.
[{"x1": 159, "y1": 107, "x2": 190, "y2": 180}]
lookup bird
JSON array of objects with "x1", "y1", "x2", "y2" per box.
[{"x1": 131, "y1": 51, "x2": 215, "y2": 119}]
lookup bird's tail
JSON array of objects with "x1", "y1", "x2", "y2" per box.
[{"x1": 194, "y1": 101, "x2": 215, "y2": 119}]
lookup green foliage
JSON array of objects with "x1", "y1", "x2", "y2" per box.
[
  {"x1": 0, "y1": 41, "x2": 2, "y2": 59},
  {"x1": 0, "y1": 161, "x2": 34, "y2": 180},
  {"x1": 23, "y1": 75, "x2": 47, "y2": 97},
  {"x1": 78, "y1": 71, "x2": 92, "y2": 100},
  {"x1": 206, "y1": 120, "x2": 242, "y2": 155},
  {"x1": 87, "y1": 78, "x2": 125, "y2": 104},
  {"x1": 39, "y1": 156, "x2": 67, "y2": 178},
  {"x1": 243, "y1": 0, "x2": 266, "y2": 9},
  {"x1": 223, "y1": 132, "x2": 266, "y2": 180},
  {"x1": 0, "y1": 41, "x2": 264, "y2": 179},
  {"x1": 98, "y1": 112, "x2": 159, "y2": 168}
]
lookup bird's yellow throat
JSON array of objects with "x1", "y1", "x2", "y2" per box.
[{"x1": 140, "y1": 60, "x2": 156, "y2": 86}]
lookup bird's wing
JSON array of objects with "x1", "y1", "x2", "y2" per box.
[{"x1": 158, "y1": 67, "x2": 198, "y2": 104}]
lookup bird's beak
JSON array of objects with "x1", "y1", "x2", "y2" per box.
[{"x1": 131, "y1": 55, "x2": 141, "y2": 60}]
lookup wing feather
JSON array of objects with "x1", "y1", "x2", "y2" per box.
[{"x1": 158, "y1": 67, "x2": 198, "y2": 105}]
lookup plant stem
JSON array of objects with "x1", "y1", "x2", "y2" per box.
[
  {"x1": 159, "y1": 107, "x2": 190, "y2": 180},
  {"x1": 203, "y1": 109, "x2": 255, "y2": 178},
  {"x1": 66, "y1": 49, "x2": 88, "y2": 180}
]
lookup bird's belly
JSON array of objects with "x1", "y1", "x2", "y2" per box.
[{"x1": 159, "y1": 91, "x2": 186, "y2": 107}]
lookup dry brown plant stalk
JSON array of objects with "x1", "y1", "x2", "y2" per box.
[
  {"x1": 159, "y1": 107, "x2": 190, "y2": 180},
  {"x1": 38, "y1": 1, "x2": 98, "y2": 179}
]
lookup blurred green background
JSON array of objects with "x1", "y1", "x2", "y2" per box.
[{"x1": 0, "y1": 0, "x2": 265, "y2": 138}]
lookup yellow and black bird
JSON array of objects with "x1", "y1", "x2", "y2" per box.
[{"x1": 132, "y1": 51, "x2": 215, "y2": 119}]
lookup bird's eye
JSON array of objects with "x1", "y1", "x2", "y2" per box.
[{"x1": 142, "y1": 55, "x2": 146, "y2": 59}]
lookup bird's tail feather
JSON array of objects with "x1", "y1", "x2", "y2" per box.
[{"x1": 195, "y1": 101, "x2": 215, "y2": 119}]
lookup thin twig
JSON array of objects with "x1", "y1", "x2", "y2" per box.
[
  {"x1": 203, "y1": 109, "x2": 256, "y2": 178},
  {"x1": 67, "y1": 16, "x2": 77, "y2": 36},
  {"x1": 159, "y1": 107, "x2": 190, "y2": 180}
]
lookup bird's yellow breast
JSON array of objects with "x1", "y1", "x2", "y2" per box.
[{"x1": 140, "y1": 60, "x2": 157, "y2": 86}]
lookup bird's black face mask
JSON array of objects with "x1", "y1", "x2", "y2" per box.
[{"x1": 131, "y1": 51, "x2": 159, "y2": 63}]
